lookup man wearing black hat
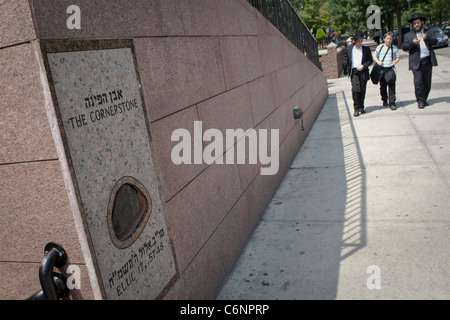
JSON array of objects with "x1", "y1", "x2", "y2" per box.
[
  {"x1": 343, "y1": 30, "x2": 374, "y2": 117},
  {"x1": 402, "y1": 13, "x2": 438, "y2": 109}
]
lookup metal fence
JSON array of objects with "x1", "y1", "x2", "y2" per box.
[
  {"x1": 317, "y1": 38, "x2": 348, "y2": 51},
  {"x1": 247, "y1": 0, "x2": 320, "y2": 69},
  {"x1": 317, "y1": 38, "x2": 332, "y2": 50}
]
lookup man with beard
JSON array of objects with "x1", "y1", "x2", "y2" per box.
[{"x1": 402, "y1": 13, "x2": 438, "y2": 109}]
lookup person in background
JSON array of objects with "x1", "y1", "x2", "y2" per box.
[
  {"x1": 326, "y1": 21, "x2": 333, "y2": 41},
  {"x1": 373, "y1": 31, "x2": 400, "y2": 110},
  {"x1": 373, "y1": 30, "x2": 381, "y2": 45},
  {"x1": 402, "y1": 13, "x2": 438, "y2": 109},
  {"x1": 343, "y1": 30, "x2": 374, "y2": 117}
]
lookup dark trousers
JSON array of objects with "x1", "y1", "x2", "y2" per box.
[
  {"x1": 351, "y1": 69, "x2": 367, "y2": 110},
  {"x1": 412, "y1": 56, "x2": 433, "y2": 103},
  {"x1": 380, "y1": 68, "x2": 396, "y2": 104}
]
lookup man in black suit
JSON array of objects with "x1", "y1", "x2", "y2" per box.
[
  {"x1": 402, "y1": 13, "x2": 438, "y2": 109},
  {"x1": 343, "y1": 30, "x2": 374, "y2": 117}
]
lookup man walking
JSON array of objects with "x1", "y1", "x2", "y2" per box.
[
  {"x1": 402, "y1": 13, "x2": 438, "y2": 109},
  {"x1": 343, "y1": 30, "x2": 374, "y2": 117}
]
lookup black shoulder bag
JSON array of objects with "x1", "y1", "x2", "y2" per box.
[{"x1": 370, "y1": 45, "x2": 391, "y2": 85}]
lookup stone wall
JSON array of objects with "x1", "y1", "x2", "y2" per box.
[
  {"x1": 319, "y1": 42, "x2": 346, "y2": 79},
  {"x1": 0, "y1": 0, "x2": 328, "y2": 299},
  {"x1": 0, "y1": 0, "x2": 96, "y2": 299}
]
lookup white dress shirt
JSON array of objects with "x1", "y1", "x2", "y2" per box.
[
  {"x1": 416, "y1": 29, "x2": 430, "y2": 58},
  {"x1": 352, "y1": 46, "x2": 363, "y2": 68}
]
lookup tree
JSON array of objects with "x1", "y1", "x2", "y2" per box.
[
  {"x1": 373, "y1": 0, "x2": 408, "y2": 47},
  {"x1": 292, "y1": 0, "x2": 333, "y2": 33},
  {"x1": 316, "y1": 28, "x2": 326, "y2": 39},
  {"x1": 412, "y1": 0, "x2": 450, "y2": 26},
  {"x1": 330, "y1": 0, "x2": 370, "y2": 32},
  {"x1": 326, "y1": 0, "x2": 410, "y2": 46}
]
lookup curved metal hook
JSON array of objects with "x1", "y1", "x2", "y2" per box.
[{"x1": 26, "y1": 242, "x2": 69, "y2": 300}]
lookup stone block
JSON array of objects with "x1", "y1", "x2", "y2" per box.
[
  {"x1": 248, "y1": 74, "x2": 277, "y2": 126},
  {"x1": 0, "y1": 262, "x2": 40, "y2": 300},
  {"x1": 292, "y1": 59, "x2": 307, "y2": 93},
  {"x1": 0, "y1": 0, "x2": 36, "y2": 48},
  {"x1": 197, "y1": 84, "x2": 253, "y2": 137},
  {"x1": 150, "y1": 106, "x2": 207, "y2": 201},
  {"x1": 134, "y1": 37, "x2": 226, "y2": 122},
  {"x1": 216, "y1": 193, "x2": 252, "y2": 274},
  {"x1": 0, "y1": 44, "x2": 57, "y2": 164},
  {"x1": 0, "y1": 262, "x2": 95, "y2": 300},
  {"x1": 164, "y1": 161, "x2": 242, "y2": 273},
  {"x1": 236, "y1": 117, "x2": 272, "y2": 192},
  {"x1": 269, "y1": 97, "x2": 296, "y2": 144},
  {"x1": 31, "y1": 0, "x2": 184, "y2": 39},
  {"x1": 175, "y1": 232, "x2": 227, "y2": 299},
  {"x1": 180, "y1": 0, "x2": 258, "y2": 36},
  {"x1": 220, "y1": 36, "x2": 263, "y2": 90},
  {"x1": 0, "y1": 161, "x2": 83, "y2": 263},
  {"x1": 258, "y1": 35, "x2": 285, "y2": 75}
]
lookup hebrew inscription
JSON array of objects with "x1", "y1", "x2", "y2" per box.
[{"x1": 47, "y1": 46, "x2": 175, "y2": 299}]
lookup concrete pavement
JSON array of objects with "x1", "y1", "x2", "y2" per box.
[{"x1": 217, "y1": 45, "x2": 450, "y2": 300}]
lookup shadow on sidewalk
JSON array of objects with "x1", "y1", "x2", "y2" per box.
[
  {"x1": 218, "y1": 91, "x2": 367, "y2": 299},
  {"x1": 339, "y1": 92, "x2": 367, "y2": 261},
  {"x1": 365, "y1": 96, "x2": 450, "y2": 112},
  {"x1": 398, "y1": 96, "x2": 450, "y2": 106}
]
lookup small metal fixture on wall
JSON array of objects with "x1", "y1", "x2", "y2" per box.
[{"x1": 293, "y1": 105, "x2": 305, "y2": 131}]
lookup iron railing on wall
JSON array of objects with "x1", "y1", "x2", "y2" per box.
[{"x1": 247, "y1": 0, "x2": 320, "y2": 69}]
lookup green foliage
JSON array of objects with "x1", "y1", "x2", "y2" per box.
[
  {"x1": 292, "y1": 0, "x2": 335, "y2": 34},
  {"x1": 327, "y1": 0, "x2": 372, "y2": 34},
  {"x1": 291, "y1": 0, "x2": 449, "y2": 38},
  {"x1": 316, "y1": 28, "x2": 326, "y2": 39},
  {"x1": 411, "y1": 0, "x2": 450, "y2": 25}
]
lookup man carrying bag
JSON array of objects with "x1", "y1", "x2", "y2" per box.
[{"x1": 343, "y1": 30, "x2": 374, "y2": 117}]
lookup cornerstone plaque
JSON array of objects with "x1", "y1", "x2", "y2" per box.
[{"x1": 44, "y1": 41, "x2": 176, "y2": 299}]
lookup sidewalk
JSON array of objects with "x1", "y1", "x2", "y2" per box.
[{"x1": 217, "y1": 46, "x2": 450, "y2": 299}]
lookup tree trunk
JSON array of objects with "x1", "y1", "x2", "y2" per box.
[
  {"x1": 387, "y1": 12, "x2": 394, "y2": 32},
  {"x1": 395, "y1": 2, "x2": 403, "y2": 48}
]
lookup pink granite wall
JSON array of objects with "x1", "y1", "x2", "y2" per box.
[
  {"x1": 0, "y1": 0, "x2": 328, "y2": 299},
  {"x1": 0, "y1": 0, "x2": 95, "y2": 299}
]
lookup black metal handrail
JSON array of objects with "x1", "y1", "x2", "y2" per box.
[
  {"x1": 27, "y1": 242, "x2": 70, "y2": 300},
  {"x1": 247, "y1": 0, "x2": 320, "y2": 69}
]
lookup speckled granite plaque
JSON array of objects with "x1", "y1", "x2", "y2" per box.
[{"x1": 46, "y1": 43, "x2": 175, "y2": 299}]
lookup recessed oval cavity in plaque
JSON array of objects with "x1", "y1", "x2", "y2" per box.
[{"x1": 108, "y1": 177, "x2": 152, "y2": 249}]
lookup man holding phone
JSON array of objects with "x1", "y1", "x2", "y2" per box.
[{"x1": 402, "y1": 13, "x2": 438, "y2": 109}]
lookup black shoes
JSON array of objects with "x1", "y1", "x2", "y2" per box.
[
  {"x1": 353, "y1": 108, "x2": 366, "y2": 117},
  {"x1": 418, "y1": 100, "x2": 430, "y2": 108},
  {"x1": 384, "y1": 100, "x2": 396, "y2": 110}
]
